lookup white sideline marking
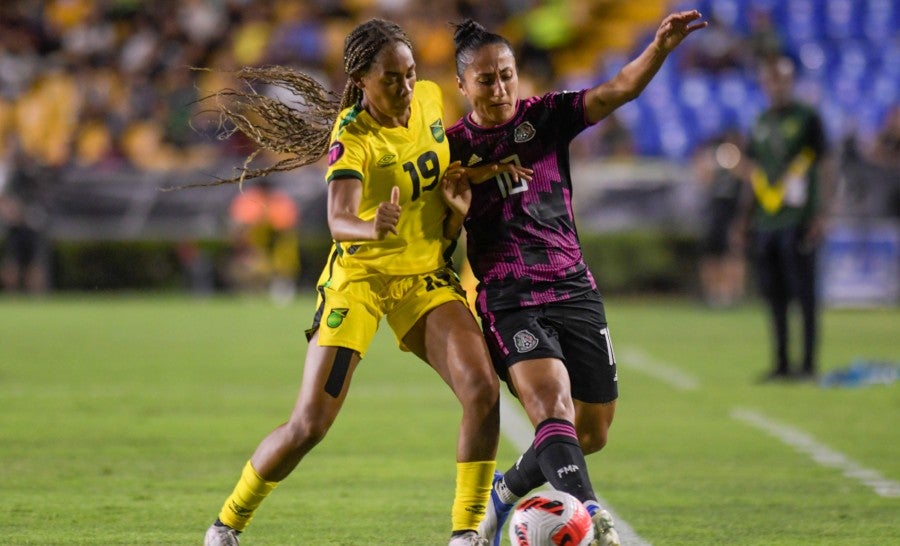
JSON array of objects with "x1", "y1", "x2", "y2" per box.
[
  {"x1": 617, "y1": 347, "x2": 700, "y2": 391},
  {"x1": 732, "y1": 408, "x2": 900, "y2": 498},
  {"x1": 500, "y1": 393, "x2": 653, "y2": 546}
]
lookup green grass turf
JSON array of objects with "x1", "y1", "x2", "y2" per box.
[{"x1": 0, "y1": 295, "x2": 897, "y2": 545}]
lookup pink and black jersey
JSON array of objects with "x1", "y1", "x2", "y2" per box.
[{"x1": 447, "y1": 90, "x2": 598, "y2": 314}]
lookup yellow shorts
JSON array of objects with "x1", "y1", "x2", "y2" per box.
[{"x1": 306, "y1": 259, "x2": 468, "y2": 357}]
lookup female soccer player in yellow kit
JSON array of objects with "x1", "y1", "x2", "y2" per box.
[{"x1": 203, "y1": 19, "x2": 525, "y2": 546}]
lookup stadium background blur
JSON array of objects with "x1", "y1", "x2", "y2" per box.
[{"x1": 0, "y1": 0, "x2": 897, "y2": 304}]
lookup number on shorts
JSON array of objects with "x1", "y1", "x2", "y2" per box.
[
  {"x1": 600, "y1": 327, "x2": 616, "y2": 365},
  {"x1": 424, "y1": 271, "x2": 454, "y2": 292}
]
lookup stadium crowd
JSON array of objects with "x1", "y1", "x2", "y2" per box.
[
  {"x1": 0, "y1": 0, "x2": 897, "y2": 296},
  {"x1": 1, "y1": 0, "x2": 896, "y2": 178},
  {"x1": 0, "y1": 0, "x2": 628, "y2": 173}
]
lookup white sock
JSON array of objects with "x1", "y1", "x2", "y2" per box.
[{"x1": 495, "y1": 476, "x2": 519, "y2": 506}]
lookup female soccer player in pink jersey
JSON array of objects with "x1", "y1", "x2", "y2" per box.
[{"x1": 441, "y1": 11, "x2": 707, "y2": 546}]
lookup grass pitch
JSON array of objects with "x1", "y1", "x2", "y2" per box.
[{"x1": 1, "y1": 295, "x2": 897, "y2": 545}]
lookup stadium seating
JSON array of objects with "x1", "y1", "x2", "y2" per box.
[{"x1": 624, "y1": 0, "x2": 899, "y2": 158}]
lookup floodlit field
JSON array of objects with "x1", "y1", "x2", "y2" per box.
[{"x1": 1, "y1": 295, "x2": 898, "y2": 545}]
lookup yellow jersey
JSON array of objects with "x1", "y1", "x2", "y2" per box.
[{"x1": 324, "y1": 80, "x2": 451, "y2": 275}]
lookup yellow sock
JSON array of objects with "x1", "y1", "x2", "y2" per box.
[
  {"x1": 451, "y1": 460, "x2": 496, "y2": 533},
  {"x1": 218, "y1": 460, "x2": 279, "y2": 531}
]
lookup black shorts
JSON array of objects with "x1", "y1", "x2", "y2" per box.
[{"x1": 480, "y1": 291, "x2": 618, "y2": 404}]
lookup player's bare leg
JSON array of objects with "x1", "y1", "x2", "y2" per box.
[
  {"x1": 206, "y1": 335, "x2": 360, "y2": 544},
  {"x1": 405, "y1": 300, "x2": 499, "y2": 544},
  {"x1": 250, "y1": 340, "x2": 361, "y2": 480},
  {"x1": 489, "y1": 359, "x2": 619, "y2": 546},
  {"x1": 574, "y1": 400, "x2": 616, "y2": 455}
]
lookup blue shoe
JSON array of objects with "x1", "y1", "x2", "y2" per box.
[{"x1": 477, "y1": 471, "x2": 514, "y2": 546}]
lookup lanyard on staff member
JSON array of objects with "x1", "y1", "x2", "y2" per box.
[{"x1": 750, "y1": 147, "x2": 816, "y2": 214}]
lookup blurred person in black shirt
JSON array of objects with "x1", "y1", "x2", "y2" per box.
[{"x1": 0, "y1": 146, "x2": 51, "y2": 294}]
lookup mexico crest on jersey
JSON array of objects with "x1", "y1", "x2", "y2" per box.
[
  {"x1": 514, "y1": 121, "x2": 536, "y2": 143},
  {"x1": 430, "y1": 119, "x2": 445, "y2": 143}
]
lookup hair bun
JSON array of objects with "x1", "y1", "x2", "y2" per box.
[{"x1": 452, "y1": 19, "x2": 486, "y2": 49}]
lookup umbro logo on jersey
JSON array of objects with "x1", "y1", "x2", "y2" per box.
[
  {"x1": 514, "y1": 121, "x2": 536, "y2": 143},
  {"x1": 467, "y1": 154, "x2": 482, "y2": 166},
  {"x1": 377, "y1": 154, "x2": 396, "y2": 167},
  {"x1": 513, "y1": 329, "x2": 539, "y2": 353}
]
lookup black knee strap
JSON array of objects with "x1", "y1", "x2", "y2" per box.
[{"x1": 324, "y1": 347, "x2": 354, "y2": 398}]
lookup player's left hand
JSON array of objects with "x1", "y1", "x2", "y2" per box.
[
  {"x1": 468, "y1": 163, "x2": 534, "y2": 185},
  {"x1": 373, "y1": 186, "x2": 401, "y2": 239},
  {"x1": 655, "y1": 10, "x2": 708, "y2": 54}
]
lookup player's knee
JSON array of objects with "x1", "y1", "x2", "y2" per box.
[
  {"x1": 284, "y1": 416, "x2": 331, "y2": 453},
  {"x1": 578, "y1": 429, "x2": 608, "y2": 454},
  {"x1": 456, "y1": 369, "x2": 499, "y2": 415}
]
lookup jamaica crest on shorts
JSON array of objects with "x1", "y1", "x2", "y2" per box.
[{"x1": 513, "y1": 329, "x2": 539, "y2": 353}]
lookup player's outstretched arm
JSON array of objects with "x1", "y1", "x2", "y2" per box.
[{"x1": 584, "y1": 10, "x2": 707, "y2": 124}]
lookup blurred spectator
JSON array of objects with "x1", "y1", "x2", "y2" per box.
[
  {"x1": 693, "y1": 130, "x2": 747, "y2": 307},
  {"x1": 837, "y1": 105, "x2": 900, "y2": 219},
  {"x1": 13, "y1": 62, "x2": 79, "y2": 168},
  {"x1": 0, "y1": 143, "x2": 52, "y2": 294},
  {"x1": 595, "y1": 112, "x2": 636, "y2": 158},
  {"x1": 746, "y1": 6, "x2": 783, "y2": 64},
  {"x1": 227, "y1": 179, "x2": 300, "y2": 304},
  {"x1": 264, "y1": 2, "x2": 326, "y2": 68},
  {"x1": 678, "y1": 13, "x2": 746, "y2": 73},
  {"x1": 0, "y1": 12, "x2": 42, "y2": 101},
  {"x1": 515, "y1": 0, "x2": 578, "y2": 78},
  {"x1": 569, "y1": 110, "x2": 636, "y2": 160},
  {"x1": 176, "y1": 239, "x2": 216, "y2": 296},
  {"x1": 178, "y1": 0, "x2": 229, "y2": 49},
  {"x1": 869, "y1": 105, "x2": 900, "y2": 173},
  {"x1": 230, "y1": 2, "x2": 275, "y2": 67},
  {"x1": 739, "y1": 56, "x2": 834, "y2": 382}
]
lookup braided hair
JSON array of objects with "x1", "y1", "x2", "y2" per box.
[
  {"x1": 451, "y1": 19, "x2": 514, "y2": 78},
  {"x1": 193, "y1": 19, "x2": 413, "y2": 187}
]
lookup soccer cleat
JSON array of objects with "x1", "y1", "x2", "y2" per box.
[
  {"x1": 204, "y1": 520, "x2": 241, "y2": 546},
  {"x1": 448, "y1": 531, "x2": 489, "y2": 546},
  {"x1": 477, "y1": 471, "x2": 514, "y2": 546},
  {"x1": 589, "y1": 509, "x2": 621, "y2": 546}
]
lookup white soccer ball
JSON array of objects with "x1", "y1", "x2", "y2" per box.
[{"x1": 507, "y1": 489, "x2": 595, "y2": 546}]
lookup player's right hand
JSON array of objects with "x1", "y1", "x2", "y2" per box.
[{"x1": 441, "y1": 161, "x2": 472, "y2": 216}]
